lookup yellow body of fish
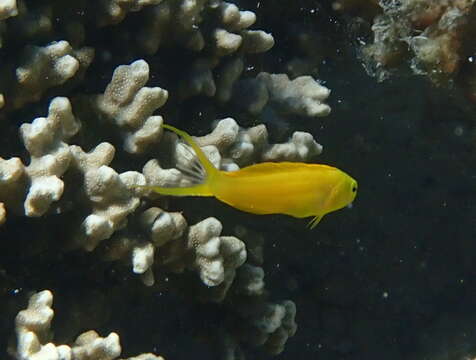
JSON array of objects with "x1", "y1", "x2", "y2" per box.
[{"x1": 145, "y1": 124, "x2": 358, "y2": 228}]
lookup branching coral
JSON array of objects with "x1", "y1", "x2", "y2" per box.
[
  {"x1": 128, "y1": 0, "x2": 275, "y2": 102},
  {"x1": 256, "y1": 72, "x2": 331, "y2": 117},
  {"x1": 226, "y1": 72, "x2": 331, "y2": 118},
  {"x1": 100, "y1": 206, "x2": 188, "y2": 286},
  {"x1": 0, "y1": 46, "x2": 322, "y2": 357},
  {"x1": 0, "y1": 1, "x2": 333, "y2": 358},
  {"x1": 9, "y1": 41, "x2": 94, "y2": 110},
  {"x1": 133, "y1": 0, "x2": 274, "y2": 55},
  {"x1": 215, "y1": 228, "x2": 297, "y2": 357},
  {"x1": 79, "y1": 59, "x2": 168, "y2": 154},
  {"x1": 12, "y1": 290, "x2": 164, "y2": 360},
  {"x1": 194, "y1": 117, "x2": 323, "y2": 165},
  {"x1": 0, "y1": 97, "x2": 79, "y2": 218},
  {"x1": 69, "y1": 143, "x2": 146, "y2": 252},
  {"x1": 0, "y1": 0, "x2": 277, "y2": 114},
  {"x1": 188, "y1": 217, "x2": 247, "y2": 290}
]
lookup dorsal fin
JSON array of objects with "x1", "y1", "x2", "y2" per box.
[{"x1": 227, "y1": 161, "x2": 335, "y2": 176}]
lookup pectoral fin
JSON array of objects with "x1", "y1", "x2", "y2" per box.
[{"x1": 307, "y1": 215, "x2": 323, "y2": 229}]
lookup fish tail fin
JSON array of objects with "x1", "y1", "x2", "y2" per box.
[
  {"x1": 143, "y1": 124, "x2": 220, "y2": 197},
  {"x1": 163, "y1": 124, "x2": 219, "y2": 179}
]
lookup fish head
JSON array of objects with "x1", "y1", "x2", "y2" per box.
[{"x1": 326, "y1": 172, "x2": 358, "y2": 213}]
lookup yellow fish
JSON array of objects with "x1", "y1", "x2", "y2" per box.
[{"x1": 144, "y1": 124, "x2": 358, "y2": 228}]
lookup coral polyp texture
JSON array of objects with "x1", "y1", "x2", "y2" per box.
[
  {"x1": 188, "y1": 217, "x2": 246, "y2": 289},
  {"x1": 12, "y1": 290, "x2": 164, "y2": 360},
  {"x1": 11, "y1": 41, "x2": 94, "y2": 110},
  {"x1": 1, "y1": 97, "x2": 79, "y2": 218},
  {"x1": 77, "y1": 59, "x2": 168, "y2": 154}
]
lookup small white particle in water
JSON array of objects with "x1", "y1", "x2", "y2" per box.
[
  {"x1": 382, "y1": 291, "x2": 389, "y2": 298},
  {"x1": 454, "y1": 126, "x2": 463, "y2": 136},
  {"x1": 469, "y1": 56, "x2": 474, "y2": 63}
]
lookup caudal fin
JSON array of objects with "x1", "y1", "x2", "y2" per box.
[
  {"x1": 163, "y1": 124, "x2": 219, "y2": 178},
  {"x1": 142, "y1": 124, "x2": 220, "y2": 197}
]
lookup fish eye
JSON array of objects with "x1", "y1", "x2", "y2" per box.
[{"x1": 352, "y1": 185, "x2": 357, "y2": 193}]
